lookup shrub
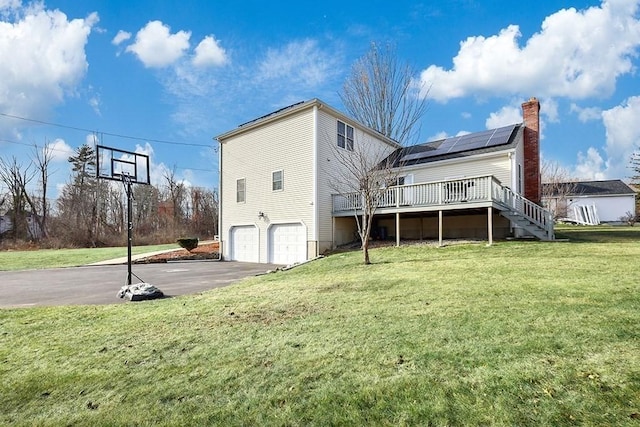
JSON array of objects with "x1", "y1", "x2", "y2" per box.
[
  {"x1": 619, "y1": 211, "x2": 637, "y2": 226},
  {"x1": 177, "y1": 237, "x2": 199, "y2": 252}
]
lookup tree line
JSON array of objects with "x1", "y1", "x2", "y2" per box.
[{"x1": 0, "y1": 143, "x2": 218, "y2": 248}]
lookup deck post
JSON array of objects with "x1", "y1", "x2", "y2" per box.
[
  {"x1": 438, "y1": 210, "x2": 443, "y2": 247},
  {"x1": 332, "y1": 216, "x2": 336, "y2": 249},
  {"x1": 396, "y1": 212, "x2": 400, "y2": 247},
  {"x1": 487, "y1": 206, "x2": 493, "y2": 246}
]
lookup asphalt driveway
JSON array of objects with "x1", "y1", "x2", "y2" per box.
[{"x1": 0, "y1": 260, "x2": 280, "y2": 308}]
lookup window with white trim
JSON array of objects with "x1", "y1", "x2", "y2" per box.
[
  {"x1": 272, "y1": 170, "x2": 283, "y2": 191},
  {"x1": 236, "y1": 178, "x2": 246, "y2": 203},
  {"x1": 337, "y1": 120, "x2": 354, "y2": 151}
]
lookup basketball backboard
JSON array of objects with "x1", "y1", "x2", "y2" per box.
[{"x1": 97, "y1": 145, "x2": 150, "y2": 185}]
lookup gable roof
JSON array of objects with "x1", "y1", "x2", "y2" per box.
[
  {"x1": 543, "y1": 179, "x2": 636, "y2": 197},
  {"x1": 215, "y1": 98, "x2": 400, "y2": 149},
  {"x1": 384, "y1": 123, "x2": 522, "y2": 168}
]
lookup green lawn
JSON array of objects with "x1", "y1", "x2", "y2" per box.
[
  {"x1": 1, "y1": 227, "x2": 639, "y2": 425},
  {"x1": 0, "y1": 243, "x2": 180, "y2": 271}
]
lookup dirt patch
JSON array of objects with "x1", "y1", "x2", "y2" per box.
[{"x1": 135, "y1": 242, "x2": 219, "y2": 263}]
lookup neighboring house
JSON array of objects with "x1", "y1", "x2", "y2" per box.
[
  {"x1": 0, "y1": 213, "x2": 44, "y2": 240},
  {"x1": 216, "y1": 97, "x2": 553, "y2": 264},
  {"x1": 543, "y1": 180, "x2": 636, "y2": 224},
  {"x1": 0, "y1": 214, "x2": 11, "y2": 235}
]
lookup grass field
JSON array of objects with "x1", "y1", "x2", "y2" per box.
[
  {"x1": 0, "y1": 243, "x2": 180, "y2": 271},
  {"x1": 0, "y1": 226, "x2": 639, "y2": 425}
]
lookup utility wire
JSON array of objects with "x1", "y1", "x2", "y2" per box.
[
  {"x1": 0, "y1": 112, "x2": 214, "y2": 148},
  {"x1": 0, "y1": 138, "x2": 217, "y2": 173}
]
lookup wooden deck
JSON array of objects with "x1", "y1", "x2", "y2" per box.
[{"x1": 332, "y1": 175, "x2": 554, "y2": 241}]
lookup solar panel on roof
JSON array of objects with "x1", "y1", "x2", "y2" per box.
[{"x1": 398, "y1": 124, "x2": 518, "y2": 163}]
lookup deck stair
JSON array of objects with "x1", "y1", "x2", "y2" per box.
[{"x1": 494, "y1": 185, "x2": 554, "y2": 241}]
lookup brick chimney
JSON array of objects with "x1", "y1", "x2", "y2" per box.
[{"x1": 522, "y1": 97, "x2": 541, "y2": 204}]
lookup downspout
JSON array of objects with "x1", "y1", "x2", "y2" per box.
[
  {"x1": 312, "y1": 105, "x2": 319, "y2": 256},
  {"x1": 216, "y1": 138, "x2": 223, "y2": 261}
]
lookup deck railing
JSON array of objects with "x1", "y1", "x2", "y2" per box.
[
  {"x1": 332, "y1": 174, "x2": 554, "y2": 239},
  {"x1": 332, "y1": 175, "x2": 496, "y2": 212}
]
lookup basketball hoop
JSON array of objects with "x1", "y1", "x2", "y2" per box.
[{"x1": 96, "y1": 145, "x2": 155, "y2": 294}]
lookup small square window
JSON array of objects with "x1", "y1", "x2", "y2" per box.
[
  {"x1": 236, "y1": 178, "x2": 246, "y2": 203},
  {"x1": 272, "y1": 170, "x2": 283, "y2": 191},
  {"x1": 337, "y1": 120, "x2": 354, "y2": 151}
]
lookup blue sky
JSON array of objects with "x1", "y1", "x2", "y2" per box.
[{"x1": 1, "y1": 0, "x2": 639, "y2": 199}]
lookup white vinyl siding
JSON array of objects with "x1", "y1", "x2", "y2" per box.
[
  {"x1": 220, "y1": 107, "x2": 315, "y2": 262},
  {"x1": 220, "y1": 100, "x2": 398, "y2": 262},
  {"x1": 315, "y1": 109, "x2": 397, "y2": 252},
  {"x1": 400, "y1": 126, "x2": 523, "y2": 194},
  {"x1": 406, "y1": 153, "x2": 513, "y2": 188}
]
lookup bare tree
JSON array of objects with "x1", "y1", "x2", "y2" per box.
[
  {"x1": 329, "y1": 137, "x2": 397, "y2": 264},
  {"x1": 27, "y1": 140, "x2": 56, "y2": 238},
  {"x1": 0, "y1": 156, "x2": 36, "y2": 240},
  {"x1": 629, "y1": 150, "x2": 640, "y2": 184},
  {"x1": 133, "y1": 184, "x2": 160, "y2": 237},
  {"x1": 162, "y1": 167, "x2": 187, "y2": 235},
  {"x1": 339, "y1": 42, "x2": 428, "y2": 145},
  {"x1": 56, "y1": 144, "x2": 105, "y2": 246},
  {"x1": 541, "y1": 160, "x2": 578, "y2": 220},
  {"x1": 333, "y1": 42, "x2": 427, "y2": 263},
  {"x1": 188, "y1": 187, "x2": 218, "y2": 238}
]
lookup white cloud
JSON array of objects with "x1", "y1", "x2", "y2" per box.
[
  {"x1": 485, "y1": 98, "x2": 555, "y2": 141},
  {"x1": 0, "y1": 0, "x2": 21, "y2": 12},
  {"x1": 570, "y1": 103, "x2": 603, "y2": 122},
  {"x1": 135, "y1": 142, "x2": 154, "y2": 157},
  {"x1": 258, "y1": 39, "x2": 339, "y2": 86},
  {"x1": 601, "y1": 95, "x2": 640, "y2": 178},
  {"x1": 126, "y1": 20, "x2": 190, "y2": 68},
  {"x1": 111, "y1": 29, "x2": 131, "y2": 45},
  {"x1": 47, "y1": 138, "x2": 74, "y2": 162},
  {"x1": 85, "y1": 133, "x2": 98, "y2": 145},
  {"x1": 540, "y1": 98, "x2": 559, "y2": 123},
  {"x1": 89, "y1": 95, "x2": 100, "y2": 115},
  {"x1": 574, "y1": 147, "x2": 607, "y2": 180},
  {"x1": 427, "y1": 131, "x2": 449, "y2": 141},
  {"x1": 486, "y1": 104, "x2": 522, "y2": 129},
  {"x1": 568, "y1": 97, "x2": 640, "y2": 180},
  {"x1": 0, "y1": 4, "x2": 98, "y2": 127},
  {"x1": 192, "y1": 35, "x2": 228, "y2": 67},
  {"x1": 419, "y1": 0, "x2": 640, "y2": 102}
]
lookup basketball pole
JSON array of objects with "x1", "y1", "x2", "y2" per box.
[
  {"x1": 96, "y1": 144, "x2": 150, "y2": 288},
  {"x1": 125, "y1": 174, "x2": 133, "y2": 286}
]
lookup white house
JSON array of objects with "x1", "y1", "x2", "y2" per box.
[
  {"x1": 216, "y1": 97, "x2": 553, "y2": 264},
  {"x1": 543, "y1": 180, "x2": 636, "y2": 224}
]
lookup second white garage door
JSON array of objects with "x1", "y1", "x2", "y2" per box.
[
  {"x1": 230, "y1": 226, "x2": 258, "y2": 262},
  {"x1": 268, "y1": 223, "x2": 306, "y2": 265}
]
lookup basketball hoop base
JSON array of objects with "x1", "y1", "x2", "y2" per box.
[{"x1": 117, "y1": 282, "x2": 164, "y2": 301}]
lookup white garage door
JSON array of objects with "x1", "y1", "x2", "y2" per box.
[
  {"x1": 230, "y1": 226, "x2": 258, "y2": 262},
  {"x1": 268, "y1": 223, "x2": 306, "y2": 265}
]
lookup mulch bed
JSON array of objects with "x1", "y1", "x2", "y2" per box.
[{"x1": 134, "y1": 242, "x2": 219, "y2": 263}]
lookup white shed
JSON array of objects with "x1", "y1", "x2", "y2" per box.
[{"x1": 543, "y1": 180, "x2": 636, "y2": 223}]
